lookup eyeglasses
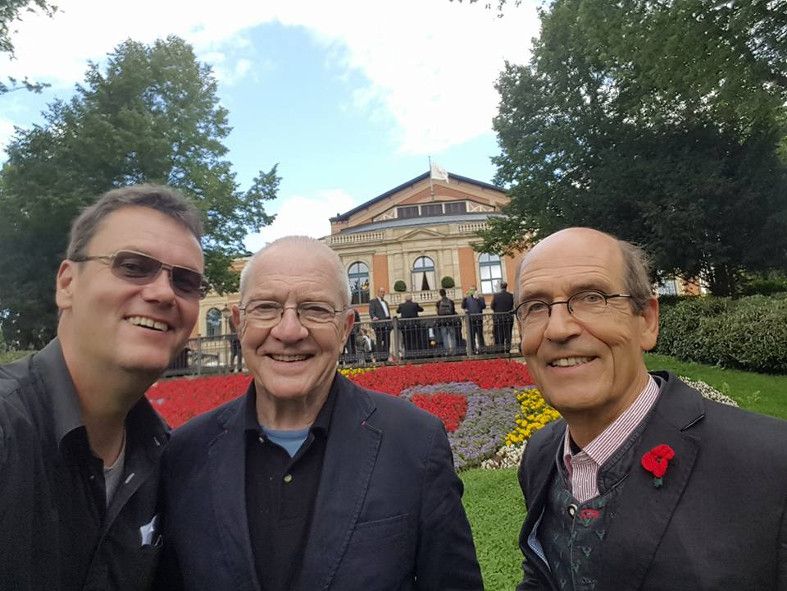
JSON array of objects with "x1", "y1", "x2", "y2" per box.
[
  {"x1": 239, "y1": 300, "x2": 347, "y2": 327},
  {"x1": 71, "y1": 250, "x2": 208, "y2": 300},
  {"x1": 514, "y1": 290, "x2": 633, "y2": 329}
]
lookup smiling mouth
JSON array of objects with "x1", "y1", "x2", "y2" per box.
[
  {"x1": 548, "y1": 356, "x2": 594, "y2": 368},
  {"x1": 268, "y1": 354, "x2": 311, "y2": 362},
  {"x1": 127, "y1": 316, "x2": 170, "y2": 332}
]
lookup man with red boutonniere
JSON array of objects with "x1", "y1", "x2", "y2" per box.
[{"x1": 513, "y1": 227, "x2": 787, "y2": 591}]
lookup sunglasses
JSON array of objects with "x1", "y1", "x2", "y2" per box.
[{"x1": 71, "y1": 250, "x2": 208, "y2": 299}]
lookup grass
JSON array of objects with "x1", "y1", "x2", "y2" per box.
[
  {"x1": 460, "y1": 467, "x2": 524, "y2": 591},
  {"x1": 645, "y1": 353, "x2": 787, "y2": 419}
]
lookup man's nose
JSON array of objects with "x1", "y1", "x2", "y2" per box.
[
  {"x1": 141, "y1": 268, "x2": 177, "y2": 304},
  {"x1": 270, "y1": 307, "x2": 308, "y2": 341},
  {"x1": 542, "y1": 302, "x2": 581, "y2": 342}
]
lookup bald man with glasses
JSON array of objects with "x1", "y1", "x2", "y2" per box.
[
  {"x1": 514, "y1": 227, "x2": 787, "y2": 591},
  {"x1": 156, "y1": 236, "x2": 482, "y2": 591},
  {"x1": 0, "y1": 185, "x2": 205, "y2": 590}
]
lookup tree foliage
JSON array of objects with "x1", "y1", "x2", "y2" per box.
[
  {"x1": 482, "y1": 0, "x2": 787, "y2": 295},
  {"x1": 0, "y1": 0, "x2": 56, "y2": 93},
  {"x1": 0, "y1": 36, "x2": 278, "y2": 348}
]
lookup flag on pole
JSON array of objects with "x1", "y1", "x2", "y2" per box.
[{"x1": 430, "y1": 161, "x2": 449, "y2": 183}]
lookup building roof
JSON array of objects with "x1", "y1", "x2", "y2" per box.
[{"x1": 329, "y1": 171, "x2": 503, "y2": 223}]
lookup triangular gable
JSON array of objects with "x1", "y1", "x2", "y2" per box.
[
  {"x1": 397, "y1": 227, "x2": 445, "y2": 241},
  {"x1": 329, "y1": 171, "x2": 508, "y2": 234}
]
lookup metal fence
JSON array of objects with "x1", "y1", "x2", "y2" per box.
[
  {"x1": 164, "y1": 333, "x2": 244, "y2": 377},
  {"x1": 165, "y1": 312, "x2": 521, "y2": 376}
]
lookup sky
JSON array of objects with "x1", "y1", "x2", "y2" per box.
[{"x1": 0, "y1": 0, "x2": 540, "y2": 250}]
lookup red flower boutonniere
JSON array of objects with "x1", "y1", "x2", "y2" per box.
[{"x1": 640, "y1": 444, "x2": 675, "y2": 488}]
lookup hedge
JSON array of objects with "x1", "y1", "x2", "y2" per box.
[{"x1": 655, "y1": 293, "x2": 787, "y2": 374}]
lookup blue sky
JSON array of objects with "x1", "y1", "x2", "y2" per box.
[{"x1": 0, "y1": 0, "x2": 540, "y2": 250}]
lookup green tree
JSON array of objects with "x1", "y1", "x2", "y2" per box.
[
  {"x1": 0, "y1": 0, "x2": 57, "y2": 93},
  {"x1": 0, "y1": 36, "x2": 277, "y2": 348},
  {"x1": 481, "y1": 0, "x2": 787, "y2": 295}
]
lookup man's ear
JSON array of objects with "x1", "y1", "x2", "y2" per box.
[
  {"x1": 639, "y1": 297, "x2": 659, "y2": 352},
  {"x1": 341, "y1": 308, "x2": 356, "y2": 341},
  {"x1": 55, "y1": 260, "x2": 76, "y2": 311}
]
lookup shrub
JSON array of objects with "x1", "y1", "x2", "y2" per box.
[
  {"x1": 393, "y1": 280, "x2": 407, "y2": 292},
  {"x1": 656, "y1": 293, "x2": 787, "y2": 374},
  {"x1": 739, "y1": 273, "x2": 787, "y2": 296},
  {"x1": 440, "y1": 276, "x2": 455, "y2": 289}
]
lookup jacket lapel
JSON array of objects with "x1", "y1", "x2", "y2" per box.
[
  {"x1": 520, "y1": 422, "x2": 563, "y2": 590},
  {"x1": 595, "y1": 374, "x2": 704, "y2": 590},
  {"x1": 208, "y1": 398, "x2": 259, "y2": 591},
  {"x1": 295, "y1": 376, "x2": 381, "y2": 591}
]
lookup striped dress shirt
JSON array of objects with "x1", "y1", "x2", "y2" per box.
[{"x1": 562, "y1": 376, "x2": 660, "y2": 503}]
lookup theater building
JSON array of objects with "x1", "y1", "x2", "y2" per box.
[{"x1": 196, "y1": 170, "x2": 522, "y2": 336}]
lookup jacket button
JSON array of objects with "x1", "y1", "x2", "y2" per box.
[{"x1": 283, "y1": 474, "x2": 293, "y2": 483}]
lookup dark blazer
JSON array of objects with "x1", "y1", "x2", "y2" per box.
[
  {"x1": 368, "y1": 297, "x2": 391, "y2": 320},
  {"x1": 397, "y1": 300, "x2": 423, "y2": 318},
  {"x1": 491, "y1": 290, "x2": 514, "y2": 313},
  {"x1": 517, "y1": 372, "x2": 787, "y2": 591},
  {"x1": 158, "y1": 374, "x2": 482, "y2": 591}
]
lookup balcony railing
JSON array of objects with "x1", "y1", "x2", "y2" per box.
[
  {"x1": 324, "y1": 231, "x2": 386, "y2": 246},
  {"x1": 388, "y1": 288, "x2": 462, "y2": 305},
  {"x1": 165, "y1": 312, "x2": 521, "y2": 377}
]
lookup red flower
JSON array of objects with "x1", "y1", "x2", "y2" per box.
[
  {"x1": 578, "y1": 508, "x2": 600, "y2": 521},
  {"x1": 640, "y1": 444, "x2": 675, "y2": 487},
  {"x1": 411, "y1": 393, "x2": 467, "y2": 432}
]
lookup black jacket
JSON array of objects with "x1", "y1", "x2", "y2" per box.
[
  {"x1": 157, "y1": 374, "x2": 483, "y2": 590},
  {"x1": 491, "y1": 290, "x2": 514, "y2": 313},
  {"x1": 0, "y1": 339, "x2": 169, "y2": 590},
  {"x1": 396, "y1": 300, "x2": 423, "y2": 318}
]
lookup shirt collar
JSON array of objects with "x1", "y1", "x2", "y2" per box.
[
  {"x1": 562, "y1": 375, "x2": 661, "y2": 469},
  {"x1": 242, "y1": 374, "x2": 339, "y2": 437},
  {"x1": 33, "y1": 338, "x2": 169, "y2": 451},
  {"x1": 33, "y1": 339, "x2": 86, "y2": 444}
]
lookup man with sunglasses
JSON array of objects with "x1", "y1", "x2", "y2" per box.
[
  {"x1": 156, "y1": 236, "x2": 482, "y2": 590},
  {"x1": 515, "y1": 227, "x2": 787, "y2": 591},
  {"x1": 0, "y1": 185, "x2": 204, "y2": 590}
]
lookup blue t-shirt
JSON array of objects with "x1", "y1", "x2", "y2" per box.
[{"x1": 260, "y1": 426, "x2": 310, "y2": 457}]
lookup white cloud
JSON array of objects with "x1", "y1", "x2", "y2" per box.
[
  {"x1": 270, "y1": 0, "x2": 538, "y2": 154},
  {"x1": 244, "y1": 188, "x2": 356, "y2": 252},
  {"x1": 0, "y1": 0, "x2": 538, "y2": 154}
]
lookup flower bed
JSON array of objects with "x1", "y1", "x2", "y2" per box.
[{"x1": 147, "y1": 359, "x2": 561, "y2": 469}]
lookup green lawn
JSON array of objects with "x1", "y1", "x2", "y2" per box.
[
  {"x1": 463, "y1": 354, "x2": 787, "y2": 589},
  {"x1": 461, "y1": 467, "x2": 524, "y2": 591},
  {"x1": 645, "y1": 353, "x2": 787, "y2": 419}
]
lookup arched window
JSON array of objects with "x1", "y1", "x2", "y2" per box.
[
  {"x1": 411, "y1": 256, "x2": 436, "y2": 291},
  {"x1": 348, "y1": 261, "x2": 370, "y2": 304},
  {"x1": 479, "y1": 253, "x2": 503, "y2": 294},
  {"x1": 206, "y1": 307, "x2": 222, "y2": 337}
]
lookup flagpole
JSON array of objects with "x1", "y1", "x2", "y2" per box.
[{"x1": 428, "y1": 155, "x2": 435, "y2": 200}]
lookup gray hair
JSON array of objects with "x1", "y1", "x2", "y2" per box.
[
  {"x1": 66, "y1": 184, "x2": 202, "y2": 260},
  {"x1": 240, "y1": 236, "x2": 350, "y2": 306},
  {"x1": 618, "y1": 239, "x2": 653, "y2": 312}
]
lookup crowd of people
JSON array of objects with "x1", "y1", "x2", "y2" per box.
[{"x1": 0, "y1": 184, "x2": 784, "y2": 590}]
